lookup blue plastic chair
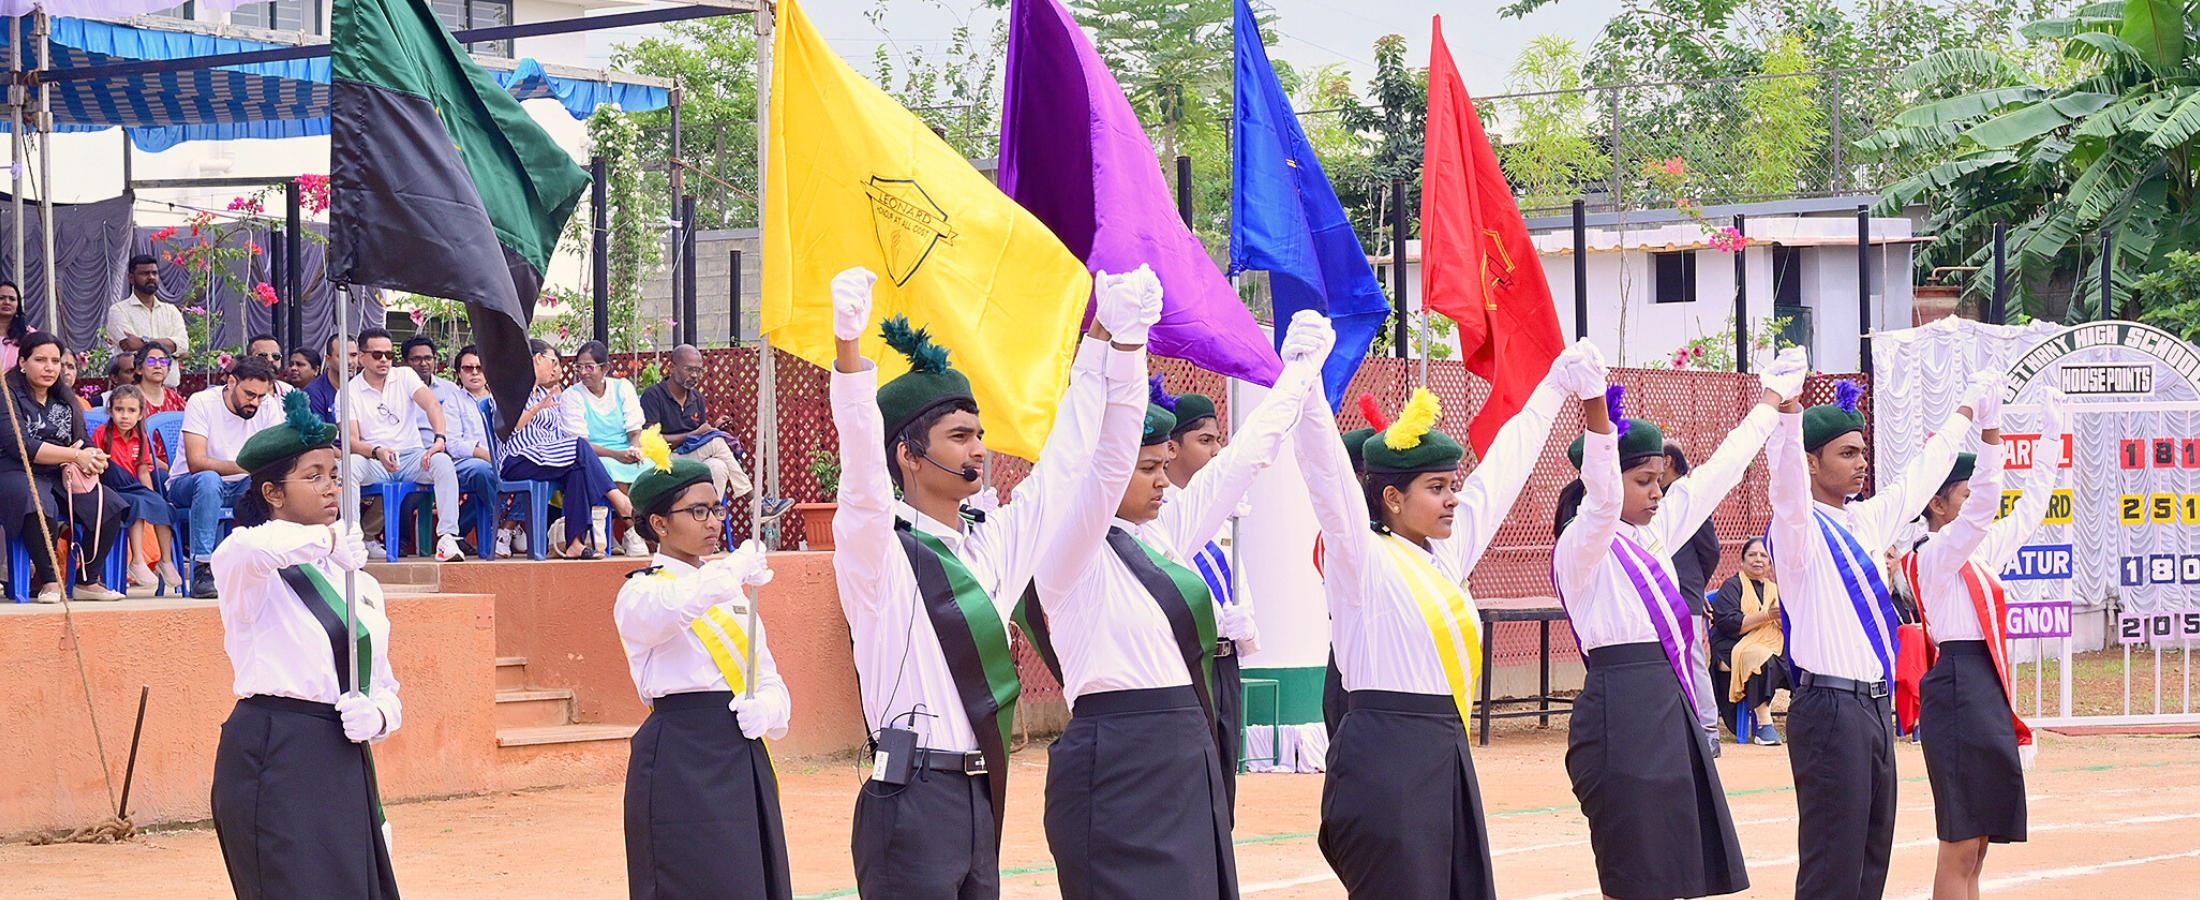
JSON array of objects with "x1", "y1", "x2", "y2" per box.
[
  {"x1": 367, "y1": 480, "x2": 426, "y2": 562},
  {"x1": 83, "y1": 408, "x2": 109, "y2": 432},
  {"x1": 480, "y1": 398, "x2": 552, "y2": 560},
  {"x1": 152, "y1": 410, "x2": 233, "y2": 592}
]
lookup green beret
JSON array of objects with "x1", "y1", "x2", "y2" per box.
[
  {"x1": 1341, "y1": 426, "x2": 1377, "y2": 474},
  {"x1": 1939, "y1": 452, "x2": 1977, "y2": 491},
  {"x1": 1143, "y1": 404, "x2": 1178, "y2": 446},
  {"x1": 876, "y1": 316, "x2": 976, "y2": 442},
  {"x1": 1169, "y1": 393, "x2": 1217, "y2": 437},
  {"x1": 1362, "y1": 427, "x2": 1464, "y2": 475},
  {"x1": 631, "y1": 458, "x2": 715, "y2": 520},
  {"x1": 236, "y1": 390, "x2": 336, "y2": 474},
  {"x1": 1804, "y1": 380, "x2": 1868, "y2": 452},
  {"x1": 1568, "y1": 419, "x2": 1667, "y2": 470}
]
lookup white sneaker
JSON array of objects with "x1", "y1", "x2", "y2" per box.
[
  {"x1": 493, "y1": 526, "x2": 514, "y2": 559},
  {"x1": 435, "y1": 535, "x2": 466, "y2": 562},
  {"x1": 511, "y1": 528, "x2": 527, "y2": 554},
  {"x1": 622, "y1": 529, "x2": 649, "y2": 558},
  {"x1": 365, "y1": 538, "x2": 387, "y2": 561}
]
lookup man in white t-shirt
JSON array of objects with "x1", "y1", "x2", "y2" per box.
[
  {"x1": 167, "y1": 356, "x2": 284, "y2": 597},
  {"x1": 345, "y1": 327, "x2": 461, "y2": 561}
]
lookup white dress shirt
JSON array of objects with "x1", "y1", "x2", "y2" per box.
[
  {"x1": 1555, "y1": 405, "x2": 1779, "y2": 652},
  {"x1": 421, "y1": 377, "x2": 488, "y2": 461},
  {"x1": 1145, "y1": 360, "x2": 1318, "y2": 639},
  {"x1": 1019, "y1": 346, "x2": 1165, "y2": 703},
  {"x1": 212, "y1": 521, "x2": 401, "y2": 738},
  {"x1": 1768, "y1": 408, "x2": 1971, "y2": 681},
  {"x1": 1914, "y1": 444, "x2": 2061, "y2": 643},
  {"x1": 347, "y1": 366, "x2": 429, "y2": 453},
  {"x1": 614, "y1": 553, "x2": 790, "y2": 739},
  {"x1": 1294, "y1": 376, "x2": 1568, "y2": 695},
  {"x1": 107, "y1": 296, "x2": 188, "y2": 386},
  {"x1": 829, "y1": 337, "x2": 1128, "y2": 750}
]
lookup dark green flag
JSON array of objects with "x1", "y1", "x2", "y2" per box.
[{"x1": 328, "y1": 0, "x2": 588, "y2": 433}]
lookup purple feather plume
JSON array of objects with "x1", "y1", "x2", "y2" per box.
[
  {"x1": 1834, "y1": 379, "x2": 1864, "y2": 414},
  {"x1": 1605, "y1": 384, "x2": 1632, "y2": 440},
  {"x1": 1147, "y1": 374, "x2": 1179, "y2": 412}
]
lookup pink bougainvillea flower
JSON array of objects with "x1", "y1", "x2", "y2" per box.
[
  {"x1": 246, "y1": 240, "x2": 262, "y2": 255},
  {"x1": 150, "y1": 226, "x2": 178, "y2": 242},
  {"x1": 254, "y1": 282, "x2": 279, "y2": 306},
  {"x1": 1661, "y1": 157, "x2": 1687, "y2": 175}
]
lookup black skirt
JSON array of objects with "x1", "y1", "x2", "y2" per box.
[
  {"x1": 1568, "y1": 643, "x2": 1748, "y2": 899},
  {"x1": 212, "y1": 695, "x2": 400, "y2": 900},
  {"x1": 1921, "y1": 642, "x2": 2027, "y2": 844},
  {"x1": 1742, "y1": 653, "x2": 1792, "y2": 711},
  {"x1": 1319, "y1": 690, "x2": 1494, "y2": 900},
  {"x1": 1045, "y1": 685, "x2": 1236, "y2": 900},
  {"x1": 625, "y1": 691, "x2": 793, "y2": 900}
]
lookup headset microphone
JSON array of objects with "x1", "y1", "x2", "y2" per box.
[{"x1": 924, "y1": 453, "x2": 981, "y2": 483}]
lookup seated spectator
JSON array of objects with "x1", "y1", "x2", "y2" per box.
[
  {"x1": 345, "y1": 328, "x2": 465, "y2": 562},
  {"x1": 504, "y1": 339, "x2": 634, "y2": 560},
  {"x1": 455, "y1": 344, "x2": 492, "y2": 403},
  {"x1": 95, "y1": 384, "x2": 180, "y2": 592},
  {"x1": 108, "y1": 254, "x2": 189, "y2": 385},
  {"x1": 244, "y1": 334, "x2": 293, "y2": 394},
  {"x1": 1712, "y1": 536, "x2": 1788, "y2": 745},
  {"x1": 135, "y1": 344, "x2": 189, "y2": 416},
  {"x1": 304, "y1": 333, "x2": 356, "y2": 422},
  {"x1": 169, "y1": 356, "x2": 285, "y2": 598},
  {"x1": 0, "y1": 279, "x2": 33, "y2": 371},
  {"x1": 403, "y1": 335, "x2": 496, "y2": 557},
  {"x1": 286, "y1": 346, "x2": 322, "y2": 391},
  {"x1": 561, "y1": 340, "x2": 647, "y2": 556},
  {"x1": 101, "y1": 353, "x2": 138, "y2": 407},
  {"x1": 58, "y1": 351, "x2": 92, "y2": 412},
  {"x1": 0, "y1": 333, "x2": 127, "y2": 602},
  {"x1": 640, "y1": 344, "x2": 754, "y2": 504}
]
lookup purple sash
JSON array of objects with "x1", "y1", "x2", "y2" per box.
[{"x1": 1609, "y1": 532, "x2": 1701, "y2": 714}]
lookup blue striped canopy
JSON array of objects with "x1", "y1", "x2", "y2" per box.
[{"x1": 3, "y1": 16, "x2": 666, "y2": 152}]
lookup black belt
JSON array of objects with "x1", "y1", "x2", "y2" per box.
[
  {"x1": 1939, "y1": 640, "x2": 1991, "y2": 656},
  {"x1": 1585, "y1": 642, "x2": 1666, "y2": 668},
  {"x1": 1796, "y1": 670, "x2": 1888, "y2": 698},
  {"x1": 1214, "y1": 639, "x2": 1235, "y2": 658},
  {"x1": 242, "y1": 694, "x2": 339, "y2": 719},
  {"x1": 1344, "y1": 689, "x2": 1459, "y2": 717},
  {"x1": 915, "y1": 748, "x2": 989, "y2": 776},
  {"x1": 650, "y1": 690, "x2": 735, "y2": 711},
  {"x1": 1072, "y1": 684, "x2": 1200, "y2": 717}
]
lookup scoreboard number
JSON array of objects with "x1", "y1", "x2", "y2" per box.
[
  {"x1": 2119, "y1": 610, "x2": 2200, "y2": 644},
  {"x1": 2124, "y1": 439, "x2": 2147, "y2": 469},
  {"x1": 2122, "y1": 495, "x2": 2146, "y2": 525},
  {"x1": 2154, "y1": 493, "x2": 2180, "y2": 524},
  {"x1": 2158, "y1": 439, "x2": 2180, "y2": 468}
]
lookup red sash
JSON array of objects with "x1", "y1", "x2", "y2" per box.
[{"x1": 1896, "y1": 552, "x2": 2032, "y2": 746}]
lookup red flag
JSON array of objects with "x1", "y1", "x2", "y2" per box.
[{"x1": 1420, "y1": 16, "x2": 1566, "y2": 455}]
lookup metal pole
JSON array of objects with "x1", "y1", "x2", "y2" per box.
[
  {"x1": 728, "y1": 248, "x2": 741, "y2": 344},
  {"x1": 337, "y1": 282, "x2": 359, "y2": 723},
  {"x1": 1829, "y1": 72, "x2": 1844, "y2": 193},
  {"x1": 591, "y1": 156, "x2": 609, "y2": 345},
  {"x1": 1391, "y1": 179, "x2": 1408, "y2": 358},
  {"x1": 1572, "y1": 199, "x2": 1587, "y2": 341},
  {"x1": 681, "y1": 195, "x2": 698, "y2": 346},
  {"x1": 285, "y1": 180, "x2": 302, "y2": 351},
  {"x1": 746, "y1": 3, "x2": 772, "y2": 688},
  {"x1": 1175, "y1": 155, "x2": 1193, "y2": 228},
  {"x1": 1856, "y1": 205, "x2": 1871, "y2": 374},
  {"x1": 269, "y1": 226, "x2": 285, "y2": 346},
  {"x1": 667, "y1": 89, "x2": 684, "y2": 346},
  {"x1": 1991, "y1": 221, "x2": 2007, "y2": 326},
  {"x1": 9, "y1": 14, "x2": 20, "y2": 288},
  {"x1": 2100, "y1": 230, "x2": 2115, "y2": 321},
  {"x1": 35, "y1": 10, "x2": 54, "y2": 335},
  {"x1": 1733, "y1": 214, "x2": 1748, "y2": 374}
]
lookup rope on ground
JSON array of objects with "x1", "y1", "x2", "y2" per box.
[{"x1": 26, "y1": 815, "x2": 135, "y2": 845}]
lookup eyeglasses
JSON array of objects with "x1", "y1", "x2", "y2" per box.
[
  {"x1": 254, "y1": 351, "x2": 282, "y2": 361},
  {"x1": 143, "y1": 357, "x2": 170, "y2": 367},
  {"x1": 577, "y1": 362, "x2": 602, "y2": 373},
  {"x1": 406, "y1": 356, "x2": 437, "y2": 365},
  {"x1": 283, "y1": 473, "x2": 344, "y2": 491},
  {"x1": 670, "y1": 503, "x2": 729, "y2": 522},
  {"x1": 374, "y1": 404, "x2": 400, "y2": 423},
  {"x1": 362, "y1": 350, "x2": 394, "y2": 361}
]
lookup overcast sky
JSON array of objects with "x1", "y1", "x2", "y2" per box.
[{"x1": 585, "y1": 0, "x2": 1626, "y2": 100}]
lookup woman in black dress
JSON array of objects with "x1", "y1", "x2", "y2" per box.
[{"x1": 0, "y1": 332, "x2": 127, "y2": 602}]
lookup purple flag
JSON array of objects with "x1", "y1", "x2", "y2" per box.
[{"x1": 999, "y1": 0, "x2": 1283, "y2": 386}]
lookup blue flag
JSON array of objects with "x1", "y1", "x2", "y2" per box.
[{"x1": 1229, "y1": 0, "x2": 1390, "y2": 408}]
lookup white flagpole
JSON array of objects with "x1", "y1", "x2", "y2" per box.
[
  {"x1": 338, "y1": 284, "x2": 360, "y2": 711},
  {"x1": 742, "y1": 0, "x2": 774, "y2": 699}
]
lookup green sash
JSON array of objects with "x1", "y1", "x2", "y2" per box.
[{"x1": 897, "y1": 523, "x2": 1020, "y2": 844}]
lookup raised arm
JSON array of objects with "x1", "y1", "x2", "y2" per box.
[
  {"x1": 1856, "y1": 372, "x2": 1994, "y2": 548},
  {"x1": 828, "y1": 268, "x2": 912, "y2": 613},
  {"x1": 1442, "y1": 341, "x2": 1605, "y2": 574},
  {"x1": 1292, "y1": 372, "x2": 1372, "y2": 601},
  {"x1": 1162, "y1": 314, "x2": 1330, "y2": 551},
  {"x1": 1979, "y1": 392, "x2": 2069, "y2": 572},
  {"x1": 1920, "y1": 441, "x2": 2005, "y2": 582},
  {"x1": 1554, "y1": 407, "x2": 1624, "y2": 602},
  {"x1": 1031, "y1": 268, "x2": 1160, "y2": 603},
  {"x1": 1650, "y1": 349, "x2": 1805, "y2": 548},
  {"x1": 1765, "y1": 407, "x2": 1813, "y2": 565}
]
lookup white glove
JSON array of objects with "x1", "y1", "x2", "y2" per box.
[
  {"x1": 1550, "y1": 340, "x2": 1609, "y2": 401},
  {"x1": 335, "y1": 691, "x2": 384, "y2": 743},
  {"x1": 328, "y1": 524, "x2": 370, "y2": 572},
  {"x1": 705, "y1": 539, "x2": 774, "y2": 588},
  {"x1": 1759, "y1": 346, "x2": 1810, "y2": 404},
  {"x1": 1280, "y1": 309, "x2": 1336, "y2": 364},
  {"x1": 830, "y1": 266, "x2": 878, "y2": 342},
  {"x1": 1961, "y1": 370, "x2": 2005, "y2": 429},
  {"x1": 1218, "y1": 603, "x2": 1262, "y2": 656},
  {"x1": 1095, "y1": 264, "x2": 1164, "y2": 345},
  {"x1": 2037, "y1": 387, "x2": 2070, "y2": 445},
  {"x1": 729, "y1": 694, "x2": 781, "y2": 740}
]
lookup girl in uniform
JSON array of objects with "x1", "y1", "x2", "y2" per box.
[
  {"x1": 1547, "y1": 349, "x2": 1803, "y2": 900},
  {"x1": 1289, "y1": 342, "x2": 1604, "y2": 899},
  {"x1": 615, "y1": 429, "x2": 787, "y2": 900},
  {"x1": 208, "y1": 389, "x2": 391, "y2": 899}
]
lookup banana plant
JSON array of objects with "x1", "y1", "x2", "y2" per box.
[{"x1": 1862, "y1": 0, "x2": 2200, "y2": 323}]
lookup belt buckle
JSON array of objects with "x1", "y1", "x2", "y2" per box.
[
  {"x1": 1213, "y1": 639, "x2": 1234, "y2": 657},
  {"x1": 1868, "y1": 680, "x2": 1889, "y2": 699},
  {"x1": 963, "y1": 751, "x2": 988, "y2": 776}
]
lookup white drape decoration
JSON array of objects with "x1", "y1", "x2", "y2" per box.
[{"x1": 1875, "y1": 316, "x2": 2200, "y2": 614}]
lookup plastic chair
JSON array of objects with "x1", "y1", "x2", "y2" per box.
[
  {"x1": 368, "y1": 480, "x2": 425, "y2": 562},
  {"x1": 1734, "y1": 703, "x2": 1755, "y2": 744},
  {"x1": 83, "y1": 408, "x2": 109, "y2": 432},
  {"x1": 480, "y1": 397, "x2": 552, "y2": 560},
  {"x1": 9, "y1": 530, "x2": 76, "y2": 602}
]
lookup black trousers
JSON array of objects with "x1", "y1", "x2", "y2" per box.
[
  {"x1": 1321, "y1": 651, "x2": 1346, "y2": 737},
  {"x1": 626, "y1": 691, "x2": 792, "y2": 900},
  {"x1": 852, "y1": 769, "x2": 1000, "y2": 899},
  {"x1": 1787, "y1": 680, "x2": 1897, "y2": 900},
  {"x1": 1214, "y1": 650, "x2": 1242, "y2": 806},
  {"x1": 18, "y1": 489, "x2": 126, "y2": 587},
  {"x1": 1045, "y1": 686, "x2": 1237, "y2": 900},
  {"x1": 212, "y1": 696, "x2": 399, "y2": 900}
]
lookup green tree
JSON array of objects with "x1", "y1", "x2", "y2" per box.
[
  {"x1": 1738, "y1": 35, "x2": 1826, "y2": 196},
  {"x1": 867, "y1": 0, "x2": 1011, "y2": 159},
  {"x1": 612, "y1": 17, "x2": 759, "y2": 229},
  {"x1": 1324, "y1": 35, "x2": 1428, "y2": 253},
  {"x1": 1495, "y1": 36, "x2": 1608, "y2": 212}
]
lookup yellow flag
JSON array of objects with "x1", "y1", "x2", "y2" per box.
[{"x1": 763, "y1": 0, "x2": 1090, "y2": 459}]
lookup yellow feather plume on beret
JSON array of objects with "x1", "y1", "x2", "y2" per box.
[
  {"x1": 1384, "y1": 387, "x2": 1441, "y2": 451},
  {"x1": 638, "y1": 425, "x2": 673, "y2": 473}
]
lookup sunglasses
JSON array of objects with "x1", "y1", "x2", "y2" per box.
[
  {"x1": 362, "y1": 350, "x2": 394, "y2": 361},
  {"x1": 458, "y1": 364, "x2": 483, "y2": 373},
  {"x1": 254, "y1": 351, "x2": 282, "y2": 360}
]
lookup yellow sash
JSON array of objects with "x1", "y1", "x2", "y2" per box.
[
  {"x1": 666, "y1": 572, "x2": 754, "y2": 696},
  {"x1": 1376, "y1": 533, "x2": 1482, "y2": 720}
]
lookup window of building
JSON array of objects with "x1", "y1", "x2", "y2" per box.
[
  {"x1": 229, "y1": 0, "x2": 323, "y2": 34},
  {"x1": 152, "y1": 2, "x2": 195, "y2": 20},
  {"x1": 1654, "y1": 251, "x2": 1697, "y2": 304},
  {"x1": 1773, "y1": 245, "x2": 1803, "y2": 309},
  {"x1": 433, "y1": 0, "x2": 514, "y2": 58}
]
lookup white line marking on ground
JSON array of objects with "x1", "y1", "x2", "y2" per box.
[
  {"x1": 1240, "y1": 871, "x2": 1338, "y2": 893},
  {"x1": 1887, "y1": 848, "x2": 2200, "y2": 900}
]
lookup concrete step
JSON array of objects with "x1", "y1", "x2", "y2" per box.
[
  {"x1": 495, "y1": 723, "x2": 638, "y2": 748},
  {"x1": 494, "y1": 688, "x2": 574, "y2": 729},
  {"x1": 361, "y1": 560, "x2": 440, "y2": 591},
  {"x1": 495, "y1": 656, "x2": 529, "y2": 691}
]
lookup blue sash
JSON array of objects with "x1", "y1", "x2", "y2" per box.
[
  {"x1": 1803, "y1": 507, "x2": 1899, "y2": 682},
  {"x1": 1190, "y1": 539, "x2": 1233, "y2": 607}
]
